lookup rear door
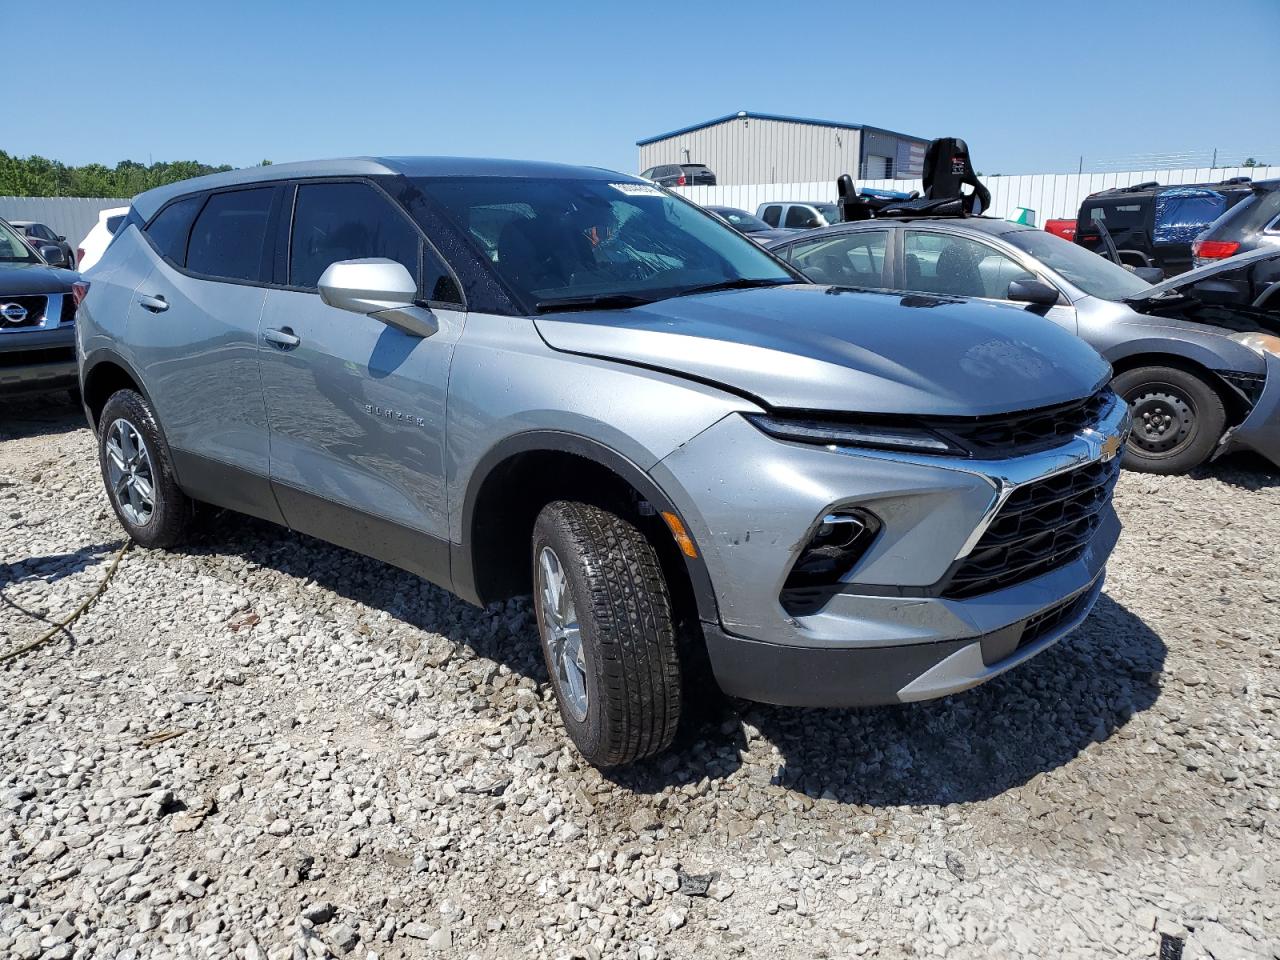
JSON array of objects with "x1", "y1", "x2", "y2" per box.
[
  {"x1": 126, "y1": 186, "x2": 284, "y2": 521},
  {"x1": 257, "y1": 179, "x2": 467, "y2": 583}
]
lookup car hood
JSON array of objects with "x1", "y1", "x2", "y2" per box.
[
  {"x1": 745, "y1": 228, "x2": 800, "y2": 243},
  {"x1": 0, "y1": 261, "x2": 78, "y2": 294},
  {"x1": 534, "y1": 285, "x2": 1111, "y2": 416},
  {"x1": 1130, "y1": 246, "x2": 1280, "y2": 300}
]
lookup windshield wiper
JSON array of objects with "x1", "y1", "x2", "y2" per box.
[
  {"x1": 534, "y1": 293, "x2": 657, "y2": 313},
  {"x1": 673, "y1": 277, "x2": 795, "y2": 297}
]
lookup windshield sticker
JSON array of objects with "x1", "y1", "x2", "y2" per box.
[{"x1": 611, "y1": 183, "x2": 665, "y2": 197}]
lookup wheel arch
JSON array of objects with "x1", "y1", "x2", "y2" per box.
[
  {"x1": 1106, "y1": 348, "x2": 1251, "y2": 425},
  {"x1": 81, "y1": 350, "x2": 157, "y2": 431},
  {"x1": 452, "y1": 431, "x2": 720, "y2": 627}
]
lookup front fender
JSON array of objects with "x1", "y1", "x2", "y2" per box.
[{"x1": 450, "y1": 428, "x2": 724, "y2": 624}]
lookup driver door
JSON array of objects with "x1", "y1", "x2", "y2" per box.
[
  {"x1": 257, "y1": 180, "x2": 467, "y2": 584},
  {"x1": 897, "y1": 228, "x2": 1078, "y2": 333}
]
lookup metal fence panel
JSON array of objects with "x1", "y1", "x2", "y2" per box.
[
  {"x1": 677, "y1": 166, "x2": 1279, "y2": 224},
  {"x1": 0, "y1": 196, "x2": 132, "y2": 251}
]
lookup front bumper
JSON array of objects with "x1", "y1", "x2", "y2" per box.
[
  {"x1": 0, "y1": 323, "x2": 77, "y2": 394},
  {"x1": 652, "y1": 394, "x2": 1128, "y2": 707},
  {"x1": 1216, "y1": 351, "x2": 1280, "y2": 468},
  {"x1": 704, "y1": 545, "x2": 1111, "y2": 707}
]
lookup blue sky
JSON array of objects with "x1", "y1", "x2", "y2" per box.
[{"x1": 8, "y1": 0, "x2": 1279, "y2": 175}]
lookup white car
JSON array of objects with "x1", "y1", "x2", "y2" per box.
[{"x1": 76, "y1": 206, "x2": 129, "y2": 271}]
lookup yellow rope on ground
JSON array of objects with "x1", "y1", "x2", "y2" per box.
[{"x1": 0, "y1": 540, "x2": 132, "y2": 663}]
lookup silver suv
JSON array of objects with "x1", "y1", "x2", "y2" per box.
[{"x1": 79, "y1": 157, "x2": 1129, "y2": 766}]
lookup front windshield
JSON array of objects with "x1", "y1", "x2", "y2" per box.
[
  {"x1": 1005, "y1": 228, "x2": 1151, "y2": 301},
  {"x1": 418, "y1": 177, "x2": 793, "y2": 309},
  {"x1": 0, "y1": 221, "x2": 39, "y2": 263},
  {"x1": 712, "y1": 208, "x2": 772, "y2": 232}
]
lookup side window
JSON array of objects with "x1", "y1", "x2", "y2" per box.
[
  {"x1": 903, "y1": 231, "x2": 1033, "y2": 299},
  {"x1": 785, "y1": 206, "x2": 820, "y2": 229},
  {"x1": 640, "y1": 168, "x2": 655, "y2": 180},
  {"x1": 145, "y1": 195, "x2": 206, "y2": 266},
  {"x1": 761, "y1": 205, "x2": 782, "y2": 227},
  {"x1": 186, "y1": 188, "x2": 276, "y2": 282},
  {"x1": 789, "y1": 231, "x2": 889, "y2": 287},
  {"x1": 289, "y1": 181, "x2": 460, "y2": 304},
  {"x1": 34, "y1": 225, "x2": 54, "y2": 240}
]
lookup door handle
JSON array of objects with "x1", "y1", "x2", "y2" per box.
[
  {"x1": 264, "y1": 327, "x2": 300, "y2": 349},
  {"x1": 138, "y1": 294, "x2": 168, "y2": 313}
]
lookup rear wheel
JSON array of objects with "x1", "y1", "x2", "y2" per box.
[
  {"x1": 97, "y1": 390, "x2": 194, "y2": 548},
  {"x1": 532, "y1": 500, "x2": 682, "y2": 767},
  {"x1": 1112, "y1": 365, "x2": 1226, "y2": 474}
]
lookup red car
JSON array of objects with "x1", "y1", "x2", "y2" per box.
[{"x1": 1045, "y1": 218, "x2": 1076, "y2": 241}]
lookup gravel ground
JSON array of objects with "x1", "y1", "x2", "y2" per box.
[{"x1": 2, "y1": 396, "x2": 1278, "y2": 960}]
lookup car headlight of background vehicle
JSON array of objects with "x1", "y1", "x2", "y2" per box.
[
  {"x1": 745, "y1": 413, "x2": 967, "y2": 456},
  {"x1": 1230, "y1": 332, "x2": 1280, "y2": 357}
]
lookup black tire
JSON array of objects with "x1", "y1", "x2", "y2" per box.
[
  {"x1": 97, "y1": 390, "x2": 193, "y2": 548},
  {"x1": 531, "y1": 500, "x2": 682, "y2": 767},
  {"x1": 1112, "y1": 365, "x2": 1226, "y2": 474}
]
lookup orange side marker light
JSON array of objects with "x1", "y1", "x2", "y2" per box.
[{"x1": 660, "y1": 511, "x2": 699, "y2": 559}]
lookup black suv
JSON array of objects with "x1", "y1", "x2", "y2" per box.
[
  {"x1": 0, "y1": 217, "x2": 83, "y2": 396},
  {"x1": 640, "y1": 163, "x2": 717, "y2": 187},
  {"x1": 1075, "y1": 178, "x2": 1256, "y2": 276}
]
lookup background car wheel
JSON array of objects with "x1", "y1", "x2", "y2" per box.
[
  {"x1": 97, "y1": 390, "x2": 193, "y2": 548},
  {"x1": 1112, "y1": 365, "x2": 1226, "y2": 474},
  {"x1": 532, "y1": 500, "x2": 682, "y2": 767}
]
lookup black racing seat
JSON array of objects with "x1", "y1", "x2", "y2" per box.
[{"x1": 922, "y1": 137, "x2": 991, "y2": 215}]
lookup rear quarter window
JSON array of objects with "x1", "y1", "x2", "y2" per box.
[{"x1": 145, "y1": 195, "x2": 205, "y2": 266}]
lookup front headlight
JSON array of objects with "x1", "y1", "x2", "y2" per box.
[
  {"x1": 1231, "y1": 332, "x2": 1280, "y2": 357},
  {"x1": 745, "y1": 413, "x2": 966, "y2": 456}
]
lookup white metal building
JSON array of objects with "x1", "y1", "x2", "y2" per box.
[{"x1": 637, "y1": 111, "x2": 929, "y2": 185}]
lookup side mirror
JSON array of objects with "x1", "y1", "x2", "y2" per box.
[
  {"x1": 317, "y1": 258, "x2": 437, "y2": 338},
  {"x1": 1007, "y1": 278, "x2": 1060, "y2": 306},
  {"x1": 1132, "y1": 267, "x2": 1165, "y2": 284},
  {"x1": 56, "y1": 235, "x2": 66, "y2": 242},
  {"x1": 39, "y1": 244, "x2": 70, "y2": 268}
]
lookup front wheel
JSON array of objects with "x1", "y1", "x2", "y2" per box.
[
  {"x1": 1112, "y1": 365, "x2": 1226, "y2": 474},
  {"x1": 532, "y1": 501, "x2": 682, "y2": 767}
]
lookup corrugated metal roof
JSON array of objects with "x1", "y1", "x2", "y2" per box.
[{"x1": 636, "y1": 112, "x2": 928, "y2": 147}]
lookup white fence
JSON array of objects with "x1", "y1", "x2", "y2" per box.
[
  {"x1": 674, "y1": 165, "x2": 1279, "y2": 225},
  {"x1": 0, "y1": 196, "x2": 131, "y2": 249}
]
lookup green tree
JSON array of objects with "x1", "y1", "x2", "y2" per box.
[{"x1": 0, "y1": 151, "x2": 241, "y2": 197}]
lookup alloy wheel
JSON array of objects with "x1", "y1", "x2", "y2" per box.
[
  {"x1": 536, "y1": 545, "x2": 588, "y2": 722},
  {"x1": 105, "y1": 418, "x2": 156, "y2": 526}
]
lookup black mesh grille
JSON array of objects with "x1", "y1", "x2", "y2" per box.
[
  {"x1": 0, "y1": 295, "x2": 48, "y2": 329},
  {"x1": 932, "y1": 390, "x2": 1114, "y2": 458},
  {"x1": 944, "y1": 456, "x2": 1121, "y2": 599},
  {"x1": 1016, "y1": 586, "x2": 1094, "y2": 653}
]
